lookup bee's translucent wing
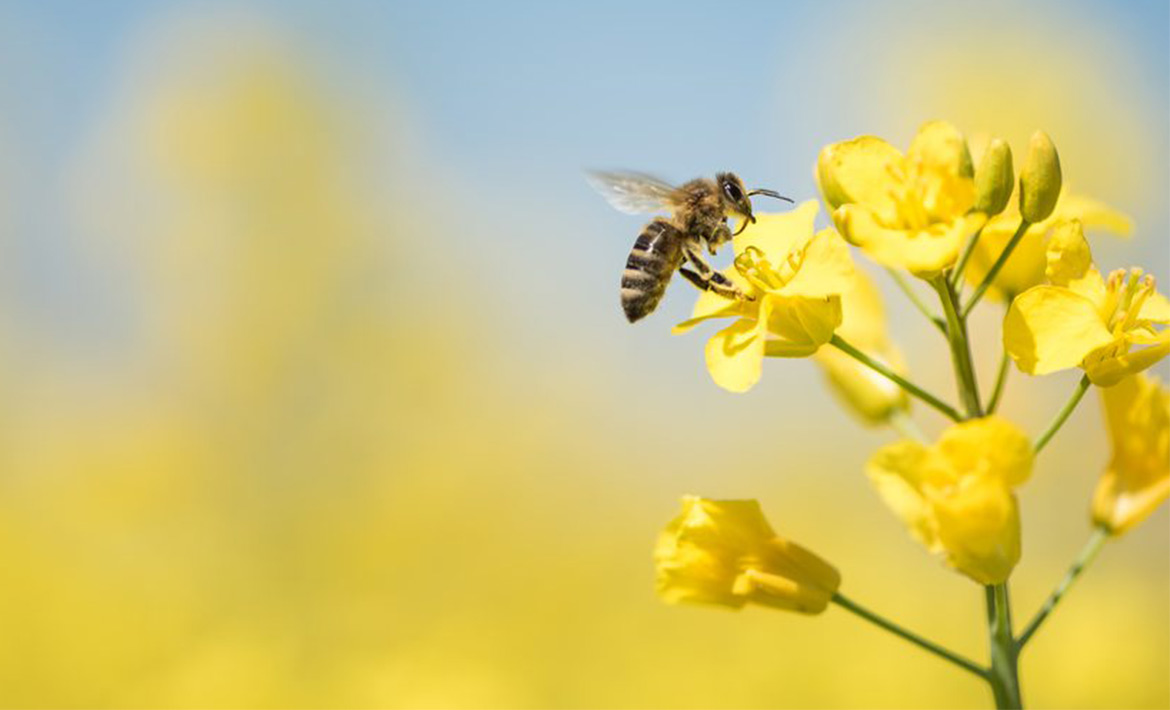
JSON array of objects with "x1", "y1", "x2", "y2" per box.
[{"x1": 586, "y1": 170, "x2": 677, "y2": 215}]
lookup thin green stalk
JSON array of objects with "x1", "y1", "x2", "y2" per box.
[
  {"x1": 950, "y1": 222, "x2": 987, "y2": 290},
  {"x1": 1033, "y1": 375, "x2": 1091, "y2": 453},
  {"x1": 887, "y1": 267, "x2": 946, "y2": 333},
  {"x1": 986, "y1": 349, "x2": 1011, "y2": 414},
  {"x1": 1017, "y1": 526, "x2": 1110, "y2": 648},
  {"x1": 932, "y1": 277, "x2": 983, "y2": 418},
  {"x1": 830, "y1": 334, "x2": 962, "y2": 422},
  {"x1": 889, "y1": 409, "x2": 928, "y2": 444},
  {"x1": 832, "y1": 593, "x2": 987, "y2": 679},
  {"x1": 985, "y1": 584, "x2": 1023, "y2": 709},
  {"x1": 963, "y1": 219, "x2": 1030, "y2": 318}
]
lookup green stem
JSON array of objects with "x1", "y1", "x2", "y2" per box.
[
  {"x1": 1017, "y1": 526, "x2": 1110, "y2": 648},
  {"x1": 985, "y1": 584, "x2": 1023, "y2": 709},
  {"x1": 829, "y1": 335, "x2": 962, "y2": 422},
  {"x1": 1033, "y1": 375, "x2": 1091, "y2": 453},
  {"x1": 932, "y1": 277, "x2": 983, "y2": 418},
  {"x1": 950, "y1": 222, "x2": 986, "y2": 291},
  {"x1": 889, "y1": 409, "x2": 928, "y2": 444},
  {"x1": 986, "y1": 349, "x2": 1011, "y2": 414},
  {"x1": 832, "y1": 593, "x2": 987, "y2": 679},
  {"x1": 963, "y1": 219, "x2": 1030, "y2": 318},
  {"x1": 887, "y1": 267, "x2": 946, "y2": 333}
]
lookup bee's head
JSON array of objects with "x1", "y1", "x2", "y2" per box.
[{"x1": 717, "y1": 172, "x2": 794, "y2": 235}]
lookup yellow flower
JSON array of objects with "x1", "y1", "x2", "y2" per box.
[
  {"x1": 1003, "y1": 220, "x2": 1170, "y2": 386},
  {"x1": 818, "y1": 120, "x2": 985, "y2": 277},
  {"x1": 962, "y1": 189, "x2": 1132, "y2": 302},
  {"x1": 654, "y1": 496, "x2": 841, "y2": 613},
  {"x1": 812, "y1": 268, "x2": 910, "y2": 425},
  {"x1": 673, "y1": 200, "x2": 855, "y2": 393},
  {"x1": 1092, "y1": 374, "x2": 1170, "y2": 536},
  {"x1": 867, "y1": 417, "x2": 1033, "y2": 584}
]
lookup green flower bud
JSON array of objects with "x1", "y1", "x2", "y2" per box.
[
  {"x1": 1019, "y1": 130, "x2": 1062, "y2": 223},
  {"x1": 958, "y1": 140, "x2": 975, "y2": 180},
  {"x1": 973, "y1": 138, "x2": 1014, "y2": 216}
]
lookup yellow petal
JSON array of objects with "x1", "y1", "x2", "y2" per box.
[
  {"x1": 765, "y1": 295, "x2": 842, "y2": 351},
  {"x1": 1051, "y1": 193, "x2": 1133, "y2": 237},
  {"x1": 1004, "y1": 285, "x2": 1115, "y2": 375},
  {"x1": 963, "y1": 220, "x2": 1048, "y2": 301},
  {"x1": 705, "y1": 316, "x2": 767, "y2": 392},
  {"x1": 655, "y1": 497, "x2": 774, "y2": 608},
  {"x1": 733, "y1": 200, "x2": 819, "y2": 261},
  {"x1": 866, "y1": 441, "x2": 945, "y2": 550},
  {"x1": 907, "y1": 120, "x2": 974, "y2": 179},
  {"x1": 1044, "y1": 220, "x2": 1092, "y2": 285},
  {"x1": 673, "y1": 300, "x2": 751, "y2": 335},
  {"x1": 1092, "y1": 374, "x2": 1170, "y2": 535},
  {"x1": 778, "y1": 228, "x2": 856, "y2": 299},
  {"x1": 936, "y1": 416, "x2": 1034, "y2": 487},
  {"x1": 1084, "y1": 331, "x2": 1170, "y2": 387},
  {"x1": 1139, "y1": 291, "x2": 1170, "y2": 324},
  {"x1": 654, "y1": 497, "x2": 840, "y2": 613},
  {"x1": 747, "y1": 537, "x2": 841, "y2": 614},
  {"x1": 835, "y1": 205, "x2": 976, "y2": 277},
  {"x1": 763, "y1": 339, "x2": 821, "y2": 358},
  {"x1": 817, "y1": 136, "x2": 902, "y2": 213},
  {"x1": 931, "y1": 477, "x2": 1021, "y2": 585},
  {"x1": 673, "y1": 268, "x2": 754, "y2": 335},
  {"x1": 835, "y1": 267, "x2": 890, "y2": 348}
]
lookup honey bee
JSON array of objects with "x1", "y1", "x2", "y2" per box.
[{"x1": 587, "y1": 171, "x2": 792, "y2": 322}]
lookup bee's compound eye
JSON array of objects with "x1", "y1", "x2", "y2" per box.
[{"x1": 723, "y1": 181, "x2": 743, "y2": 201}]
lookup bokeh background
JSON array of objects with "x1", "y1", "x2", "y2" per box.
[{"x1": 0, "y1": 0, "x2": 1166, "y2": 707}]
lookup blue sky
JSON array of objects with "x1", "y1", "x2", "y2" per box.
[{"x1": 0, "y1": 0, "x2": 1166, "y2": 360}]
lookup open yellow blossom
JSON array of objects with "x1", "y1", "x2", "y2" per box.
[
  {"x1": 812, "y1": 268, "x2": 910, "y2": 425},
  {"x1": 673, "y1": 200, "x2": 855, "y2": 393},
  {"x1": 1004, "y1": 220, "x2": 1170, "y2": 386},
  {"x1": 1092, "y1": 373, "x2": 1170, "y2": 535},
  {"x1": 867, "y1": 417, "x2": 1033, "y2": 584},
  {"x1": 962, "y1": 189, "x2": 1131, "y2": 302},
  {"x1": 818, "y1": 120, "x2": 985, "y2": 277},
  {"x1": 654, "y1": 496, "x2": 841, "y2": 613}
]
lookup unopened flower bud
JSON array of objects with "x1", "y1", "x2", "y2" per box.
[
  {"x1": 973, "y1": 138, "x2": 1014, "y2": 216},
  {"x1": 1019, "y1": 130, "x2": 1062, "y2": 223}
]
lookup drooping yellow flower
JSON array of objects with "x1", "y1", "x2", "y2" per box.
[
  {"x1": 654, "y1": 496, "x2": 841, "y2": 613},
  {"x1": 673, "y1": 200, "x2": 855, "y2": 393},
  {"x1": 867, "y1": 417, "x2": 1033, "y2": 584},
  {"x1": 812, "y1": 268, "x2": 910, "y2": 425},
  {"x1": 818, "y1": 120, "x2": 985, "y2": 277},
  {"x1": 1003, "y1": 220, "x2": 1170, "y2": 386},
  {"x1": 962, "y1": 189, "x2": 1132, "y2": 302},
  {"x1": 1092, "y1": 374, "x2": 1170, "y2": 535}
]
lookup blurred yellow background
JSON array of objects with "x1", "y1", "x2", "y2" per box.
[{"x1": 0, "y1": 1, "x2": 1165, "y2": 707}]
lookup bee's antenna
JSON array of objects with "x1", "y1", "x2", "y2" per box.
[{"x1": 747, "y1": 189, "x2": 794, "y2": 204}]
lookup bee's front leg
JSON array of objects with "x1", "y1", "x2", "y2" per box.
[
  {"x1": 707, "y1": 221, "x2": 732, "y2": 255},
  {"x1": 681, "y1": 243, "x2": 751, "y2": 301}
]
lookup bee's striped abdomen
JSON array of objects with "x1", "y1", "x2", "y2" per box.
[{"x1": 621, "y1": 218, "x2": 683, "y2": 323}]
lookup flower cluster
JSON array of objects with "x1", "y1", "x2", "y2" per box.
[{"x1": 642, "y1": 119, "x2": 1169, "y2": 706}]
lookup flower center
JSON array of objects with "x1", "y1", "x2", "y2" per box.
[
  {"x1": 1102, "y1": 268, "x2": 1156, "y2": 334},
  {"x1": 734, "y1": 245, "x2": 803, "y2": 293},
  {"x1": 883, "y1": 158, "x2": 932, "y2": 231}
]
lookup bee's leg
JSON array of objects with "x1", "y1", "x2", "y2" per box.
[
  {"x1": 707, "y1": 221, "x2": 732, "y2": 255},
  {"x1": 682, "y1": 244, "x2": 750, "y2": 301}
]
